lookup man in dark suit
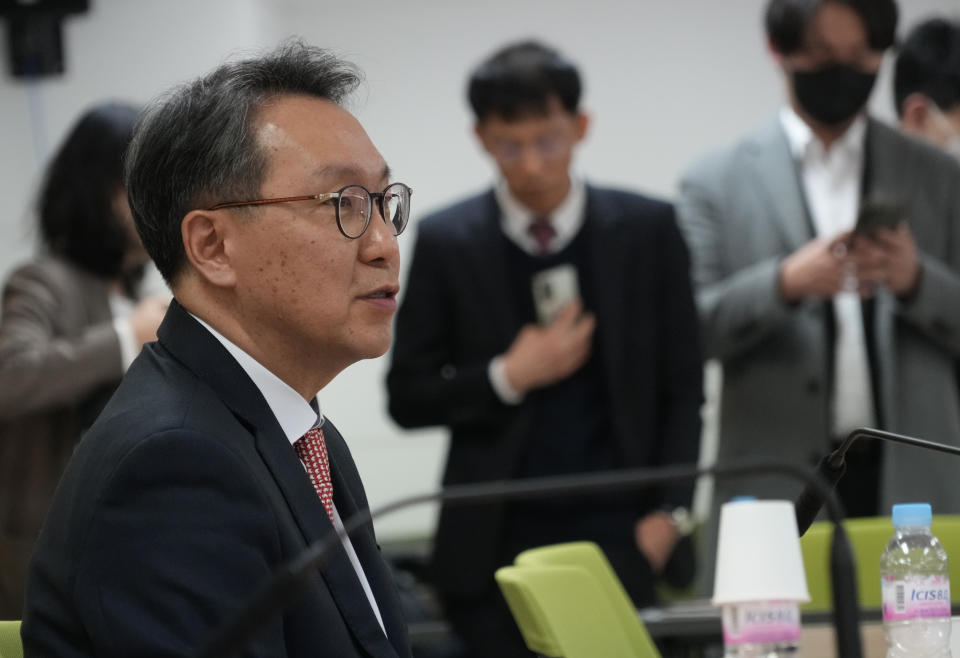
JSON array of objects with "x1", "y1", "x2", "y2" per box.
[
  {"x1": 386, "y1": 41, "x2": 703, "y2": 657},
  {"x1": 22, "y1": 41, "x2": 413, "y2": 658}
]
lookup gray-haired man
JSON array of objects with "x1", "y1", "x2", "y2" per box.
[{"x1": 23, "y1": 41, "x2": 413, "y2": 658}]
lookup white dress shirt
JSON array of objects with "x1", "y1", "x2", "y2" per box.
[
  {"x1": 190, "y1": 314, "x2": 386, "y2": 635},
  {"x1": 488, "y1": 178, "x2": 587, "y2": 404},
  {"x1": 494, "y1": 176, "x2": 587, "y2": 257},
  {"x1": 108, "y1": 292, "x2": 138, "y2": 370},
  {"x1": 780, "y1": 106, "x2": 876, "y2": 436}
]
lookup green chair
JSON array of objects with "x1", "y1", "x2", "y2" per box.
[
  {"x1": 0, "y1": 620, "x2": 23, "y2": 658},
  {"x1": 800, "y1": 514, "x2": 960, "y2": 611},
  {"x1": 514, "y1": 541, "x2": 661, "y2": 657},
  {"x1": 495, "y1": 564, "x2": 646, "y2": 657}
]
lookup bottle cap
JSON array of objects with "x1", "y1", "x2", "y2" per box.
[{"x1": 892, "y1": 503, "x2": 932, "y2": 527}]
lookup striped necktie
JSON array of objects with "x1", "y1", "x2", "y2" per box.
[{"x1": 527, "y1": 217, "x2": 556, "y2": 257}]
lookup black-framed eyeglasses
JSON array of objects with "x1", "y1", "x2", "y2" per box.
[{"x1": 206, "y1": 182, "x2": 412, "y2": 239}]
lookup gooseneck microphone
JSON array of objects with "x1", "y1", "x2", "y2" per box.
[
  {"x1": 793, "y1": 427, "x2": 960, "y2": 536},
  {"x1": 795, "y1": 454, "x2": 847, "y2": 537},
  {"x1": 829, "y1": 427, "x2": 960, "y2": 469},
  {"x1": 194, "y1": 460, "x2": 863, "y2": 658}
]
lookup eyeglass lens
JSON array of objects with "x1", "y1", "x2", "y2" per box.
[
  {"x1": 338, "y1": 183, "x2": 409, "y2": 238},
  {"x1": 338, "y1": 186, "x2": 370, "y2": 237},
  {"x1": 493, "y1": 135, "x2": 565, "y2": 165}
]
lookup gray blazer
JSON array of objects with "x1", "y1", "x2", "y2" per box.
[
  {"x1": 677, "y1": 117, "x2": 960, "y2": 514},
  {"x1": 0, "y1": 256, "x2": 124, "y2": 619}
]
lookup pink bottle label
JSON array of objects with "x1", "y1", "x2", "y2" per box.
[
  {"x1": 722, "y1": 602, "x2": 801, "y2": 645},
  {"x1": 881, "y1": 575, "x2": 951, "y2": 621}
]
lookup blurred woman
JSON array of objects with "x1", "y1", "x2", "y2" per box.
[{"x1": 0, "y1": 102, "x2": 168, "y2": 618}]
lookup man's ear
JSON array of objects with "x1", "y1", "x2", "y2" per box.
[
  {"x1": 900, "y1": 92, "x2": 931, "y2": 133},
  {"x1": 767, "y1": 39, "x2": 787, "y2": 68},
  {"x1": 474, "y1": 121, "x2": 493, "y2": 154},
  {"x1": 574, "y1": 111, "x2": 590, "y2": 143},
  {"x1": 181, "y1": 210, "x2": 237, "y2": 288}
]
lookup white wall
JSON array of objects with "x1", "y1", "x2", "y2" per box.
[{"x1": 1, "y1": 0, "x2": 958, "y2": 540}]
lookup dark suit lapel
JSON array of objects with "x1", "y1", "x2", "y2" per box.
[
  {"x1": 254, "y1": 424, "x2": 399, "y2": 658},
  {"x1": 583, "y1": 187, "x2": 627, "y2": 407},
  {"x1": 747, "y1": 119, "x2": 814, "y2": 252},
  {"x1": 460, "y1": 190, "x2": 520, "y2": 343},
  {"x1": 863, "y1": 119, "x2": 902, "y2": 206},
  {"x1": 324, "y1": 428, "x2": 410, "y2": 657},
  {"x1": 157, "y1": 301, "x2": 397, "y2": 658},
  {"x1": 581, "y1": 186, "x2": 630, "y2": 391}
]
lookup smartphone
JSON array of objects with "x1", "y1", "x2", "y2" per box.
[
  {"x1": 854, "y1": 198, "x2": 904, "y2": 237},
  {"x1": 531, "y1": 264, "x2": 580, "y2": 326}
]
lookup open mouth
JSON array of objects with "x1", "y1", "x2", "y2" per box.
[{"x1": 363, "y1": 286, "x2": 399, "y2": 300}]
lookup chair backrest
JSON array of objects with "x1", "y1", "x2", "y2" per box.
[
  {"x1": 495, "y1": 564, "x2": 643, "y2": 658},
  {"x1": 0, "y1": 620, "x2": 23, "y2": 658},
  {"x1": 514, "y1": 541, "x2": 661, "y2": 657},
  {"x1": 800, "y1": 515, "x2": 960, "y2": 611}
]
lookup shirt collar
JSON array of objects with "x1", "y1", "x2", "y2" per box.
[
  {"x1": 779, "y1": 105, "x2": 867, "y2": 161},
  {"x1": 495, "y1": 176, "x2": 586, "y2": 255},
  {"x1": 190, "y1": 313, "x2": 323, "y2": 446}
]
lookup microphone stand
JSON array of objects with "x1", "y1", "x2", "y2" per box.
[
  {"x1": 830, "y1": 427, "x2": 960, "y2": 468},
  {"x1": 194, "y1": 460, "x2": 861, "y2": 658},
  {"x1": 795, "y1": 427, "x2": 960, "y2": 536}
]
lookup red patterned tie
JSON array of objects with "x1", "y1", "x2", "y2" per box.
[
  {"x1": 294, "y1": 427, "x2": 335, "y2": 523},
  {"x1": 527, "y1": 217, "x2": 556, "y2": 257}
]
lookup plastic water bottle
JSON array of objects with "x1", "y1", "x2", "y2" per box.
[
  {"x1": 881, "y1": 503, "x2": 951, "y2": 658},
  {"x1": 721, "y1": 600, "x2": 800, "y2": 657}
]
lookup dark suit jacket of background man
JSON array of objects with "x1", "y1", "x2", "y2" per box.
[
  {"x1": 387, "y1": 185, "x2": 703, "y2": 599},
  {"x1": 23, "y1": 300, "x2": 411, "y2": 658}
]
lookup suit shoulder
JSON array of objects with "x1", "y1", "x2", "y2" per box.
[
  {"x1": 2, "y1": 257, "x2": 109, "y2": 324},
  {"x1": 414, "y1": 190, "x2": 495, "y2": 239},
  {"x1": 592, "y1": 186, "x2": 673, "y2": 216},
  {"x1": 4, "y1": 257, "x2": 81, "y2": 294},
  {"x1": 46, "y1": 362, "x2": 264, "y2": 539},
  {"x1": 680, "y1": 121, "x2": 779, "y2": 186},
  {"x1": 872, "y1": 119, "x2": 960, "y2": 174},
  {"x1": 587, "y1": 186, "x2": 677, "y2": 238},
  {"x1": 85, "y1": 348, "x2": 242, "y2": 463}
]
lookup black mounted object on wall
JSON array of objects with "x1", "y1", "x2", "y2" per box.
[{"x1": 0, "y1": 0, "x2": 90, "y2": 77}]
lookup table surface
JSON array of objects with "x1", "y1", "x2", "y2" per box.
[{"x1": 639, "y1": 602, "x2": 960, "y2": 657}]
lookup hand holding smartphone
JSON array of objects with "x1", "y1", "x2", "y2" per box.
[{"x1": 854, "y1": 198, "x2": 904, "y2": 238}]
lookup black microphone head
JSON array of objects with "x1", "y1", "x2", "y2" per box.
[{"x1": 795, "y1": 455, "x2": 847, "y2": 537}]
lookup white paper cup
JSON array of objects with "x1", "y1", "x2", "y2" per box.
[{"x1": 712, "y1": 499, "x2": 811, "y2": 605}]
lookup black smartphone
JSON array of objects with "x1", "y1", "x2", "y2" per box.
[{"x1": 854, "y1": 199, "x2": 904, "y2": 237}]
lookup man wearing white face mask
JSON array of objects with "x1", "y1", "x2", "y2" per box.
[{"x1": 894, "y1": 17, "x2": 960, "y2": 161}]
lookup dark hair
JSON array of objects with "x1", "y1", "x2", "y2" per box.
[
  {"x1": 124, "y1": 39, "x2": 362, "y2": 284},
  {"x1": 467, "y1": 40, "x2": 581, "y2": 123},
  {"x1": 38, "y1": 102, "x2": 139, "y2": 279},
  {"x1": 765, "y1": 0, "x2": 898, "y2": 55},
  {"x1": 894, "y1": 18, "x2": 960, "y2": 117}
]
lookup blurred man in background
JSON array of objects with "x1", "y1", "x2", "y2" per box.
[
  {"x1": 894, "y1": 17, "x2": 960, "y2": 160},
  {"x1": 388, "y1": 40, "x2": 702, "y2": 657},
  {"x1": 677, "y1": 0, "x2": 960, "y2": 570}
]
